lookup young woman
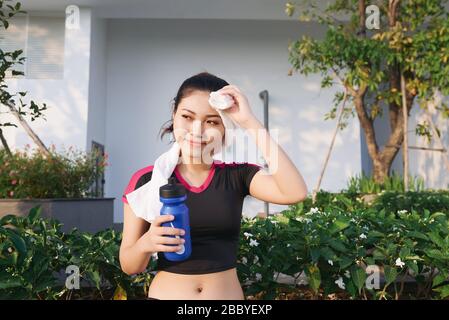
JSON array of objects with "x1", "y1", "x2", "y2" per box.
[{"x1": 119, "y1": 72, "x2": 308, "y2": 300}]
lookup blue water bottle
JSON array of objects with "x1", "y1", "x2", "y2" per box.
[{"x1": 159, "y1": 177, "x2": 191, "y2": 261}]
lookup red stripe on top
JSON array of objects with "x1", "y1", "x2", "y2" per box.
[
  {"x1": 122, "y1": 165, "x2": 154, "y2": 204},
  {"x1": 174, "y1": 162, "x2": 217, "y2": 193}
]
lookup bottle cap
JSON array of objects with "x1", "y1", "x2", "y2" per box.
[{"x1": 160, "y1": 177, "x2": 186, "y2": 198}]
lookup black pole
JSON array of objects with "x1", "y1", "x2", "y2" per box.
[{"x1": 259, "y1": 90, "x2": 269, "y2": 217}]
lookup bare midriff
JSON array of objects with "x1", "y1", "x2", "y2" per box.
[{"x1": 147, "y1": 267, "x2": 245, "y2": 300}]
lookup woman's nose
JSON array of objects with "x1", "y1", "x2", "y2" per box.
[{"x1": 192, "y1": 119, "x2": 204, "y2": 136}]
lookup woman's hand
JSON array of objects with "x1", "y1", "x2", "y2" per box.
[
  {"x1": 217, "y1": 85, "x2": 258, "y2": 129},
  {"x1": 136, "y1": 215, "x2": 185, "y2": 254}
]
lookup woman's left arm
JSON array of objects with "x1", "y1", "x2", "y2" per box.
[{"x1": 217, "y1": 85, "x2": 308, "y2": 205}]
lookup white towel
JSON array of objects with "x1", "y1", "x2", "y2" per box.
[{"x1": 125, "y1": 91, "x2": 237, "y2": 224}]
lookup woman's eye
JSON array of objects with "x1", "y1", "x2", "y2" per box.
[
  {"x1": 207, "y1": 121, "x2": 218, "y2": 125},
  {"x1": 182, "y1": 115, "x2": 192, "y2": 120}
]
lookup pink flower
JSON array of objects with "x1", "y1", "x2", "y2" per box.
[
  {"x1": 9, "y1": 191, "x2": 14, "y2": 197},
  {"x1": 11, "y1": 179, "x2": 17, "y2": 185}
]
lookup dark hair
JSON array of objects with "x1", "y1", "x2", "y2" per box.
[{"x1": 159, "y1": 71, "x2": 229, "y2": 142}]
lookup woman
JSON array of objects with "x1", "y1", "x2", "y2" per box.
[{"x1": 119, "y1": 72, "x2": 308, "y2": 300}]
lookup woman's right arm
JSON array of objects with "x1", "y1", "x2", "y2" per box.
[{"x1": 119, "y1": 203, "x2": 185, "y2": 275}]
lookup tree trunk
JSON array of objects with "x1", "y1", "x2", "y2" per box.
[
  {"x1": 2, "y1": 101, "x2": 50, "y2": 157},
  {"x1": 0, "y1": 128, "x2": 12, "y2": 156}
]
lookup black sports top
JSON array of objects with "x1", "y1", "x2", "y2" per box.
[{"x1": 122, "y1": 160, "x2": 262, "y2": 274}]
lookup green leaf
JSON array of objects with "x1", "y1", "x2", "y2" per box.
[
  {"x1": 310, "y1": 248, "x2": 320, "y2": 263},
  {"x1": 432, "y1": 273, "x2": 448, "y2": 287},
  {"x1": 433, "y1": 284, "x2": 449, "y2": 299},
  {"x1": 406, "y1": 231, "x2": 428, "y2": 241},
  {"x1": 0, "y1": 278, "x2": 22, "y2": 290},
  {"x1": 305, "y1": 265, "x2": 321, "y2": 294},
  {"x1": 350, "y1": 266, "x2": 366, "y2": 292},
  {"x1": 87, "y1": 270, "x2": 101, "y2": 290},
  {"x1": 328, "y1": 239, "x2": 347, "y2": 252},
  {"x1": 383, "y1": 266, "x2": 398, "y2": 286},
  {"x1": 28, "y1": 206, "x2": 42, "y2": 224},
  {"x1": 6, "y1": 229, "x2": 26, "y2": 257},
  {"x1": 329, "y1": 218, "x2": 350, "y2": 235}
]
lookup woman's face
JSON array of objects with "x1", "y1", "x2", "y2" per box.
[{"x1": 172, "y1": 90, "x2": 225, "y2": 163}]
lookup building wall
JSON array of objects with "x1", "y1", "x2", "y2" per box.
[
  {"x1": 4, "y1": 8, "x2": 92, "y2": 153},
  {"x1": 86, "y1": 11, "x2": 108, "y2": 152}
]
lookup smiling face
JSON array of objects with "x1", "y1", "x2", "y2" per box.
[{"x1": 172, "y1": 90, "x2": 226, "y2": 164}]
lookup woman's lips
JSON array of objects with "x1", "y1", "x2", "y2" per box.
[{"x1": 187, "y1": 139, "x2": 207, "y2": 146}]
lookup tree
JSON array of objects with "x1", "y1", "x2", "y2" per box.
[
  {"x1": 0, "y1": 0, "x2": 50, "y2": 156},
  {"x1": 286, "y1": 0, "x2": 449, "y2": 183}
]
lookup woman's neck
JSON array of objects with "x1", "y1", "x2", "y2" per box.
[{"x1": 178, "y1": 156, "x2": 214, "y2": 175}]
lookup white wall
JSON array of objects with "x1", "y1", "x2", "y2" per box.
[
  {"x1": 86, "y1": 11, "x2": 108, "y2": 151},
  {"x1": 4, "y1": 8, "x2": 92, "y2": 153},
  {"x1": 104, "y1": 19, "x2": 362, "y2": 223}
]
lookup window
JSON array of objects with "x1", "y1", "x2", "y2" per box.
[{"x1": 0, "y1": 14, "x2": 65, "y2": 79}]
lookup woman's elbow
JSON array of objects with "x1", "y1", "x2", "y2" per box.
[
  {"x1": 120, "y1": 262, "x2": 144, "y2": 276},
  {"x1": 288, "y1": 188, "x2": 308, "y2": 204}
]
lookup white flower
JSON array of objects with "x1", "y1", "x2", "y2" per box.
[
  {"x1": 296, "y1": 256, "x2": 301, "y2": 261},
  {"x1": 335, "y1": 277, "x2": 346, "y2": 290},
  {"x1": 243, "y1": 232, "x2": 253, "y2": 239},
  {"x1": 395, "y1": 257, "x2": 405, "y2": 268},
  {"x1": 310, "y1": 207, "x2": 319, "y2": 214},
  {"x1": 253, "y1": 256, "x2": 259, "y2": 264},
  {"x1": 328, "y1": 260, "x2": 334, "y2": 266},
  {"x1": 286, "y1": 243, "x2": 291, "y2": 248},
  {"x1": 398, "y1": 210, "x2": 408, "y2": 214},
  {"x1": 271, "y1": 220, "x2": 278, "y2": 225},
  {"x1": 242, "y1": 257, "x2": 248, "y2": 265},
  {"x1": 249, "y1": 239, "x2": 259, "y2": 247},
  {"x1": 359, "y1": 233, "x2": 367, "y2": 239},
  {"x1": 255, "y1": 273, "x2": 262, "y2": 282},
  {"x1": 344, "y1": 270, "x2": 351, "y2": 278}
]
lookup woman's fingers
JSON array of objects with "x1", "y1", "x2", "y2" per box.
[
  {"x1": 156, "y1": 244, "x2": 184, "y2": 252},
  {"x1": 157, "y1": 226, "x2": 185, "y2": 236},
  {"x1": 156, "y1": 235, "x2": 185, "y2": 245},
  {"x1": 153, "y1": 214, "x2": 175, "y2": 226}
]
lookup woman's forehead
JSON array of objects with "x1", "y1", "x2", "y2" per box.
[{"x1": 179, "y1": 92, "x2": 220, "y2": 116}]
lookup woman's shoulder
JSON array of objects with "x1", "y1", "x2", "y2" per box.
[{"x1": 122, "y1": 164, "x2": 154, "y2": 204}]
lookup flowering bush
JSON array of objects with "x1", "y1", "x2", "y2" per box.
[
  {"x1": 237, "y1": 200, "x2": 449, "y2": 300},
  {"x1": 0, "y1": 145, "x2": 107, "y2": 199}
]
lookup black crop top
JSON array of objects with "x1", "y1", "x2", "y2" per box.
[{"x1": 122, "y1": 160, "x2": 262, "y2": 274}]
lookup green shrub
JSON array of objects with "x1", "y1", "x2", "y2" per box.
[
  {"x1": 372, "y1": 191, "x2": 449, "y2": 216},
  {"x1": 345, "y1": 171, "x2": 425, "y2": 193},
  {"x1": 0, "y1": 145, "x2": 106, "y2": 199},
  {"x1": 238, "y1": 204, "x2": 449, "y2": 300},
  {"x1": 0, "y1": 206, "x2": 150, "y2": 300},
  {"x1": 1, "y1": 201, "x2": 448, "y2": 300}
]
